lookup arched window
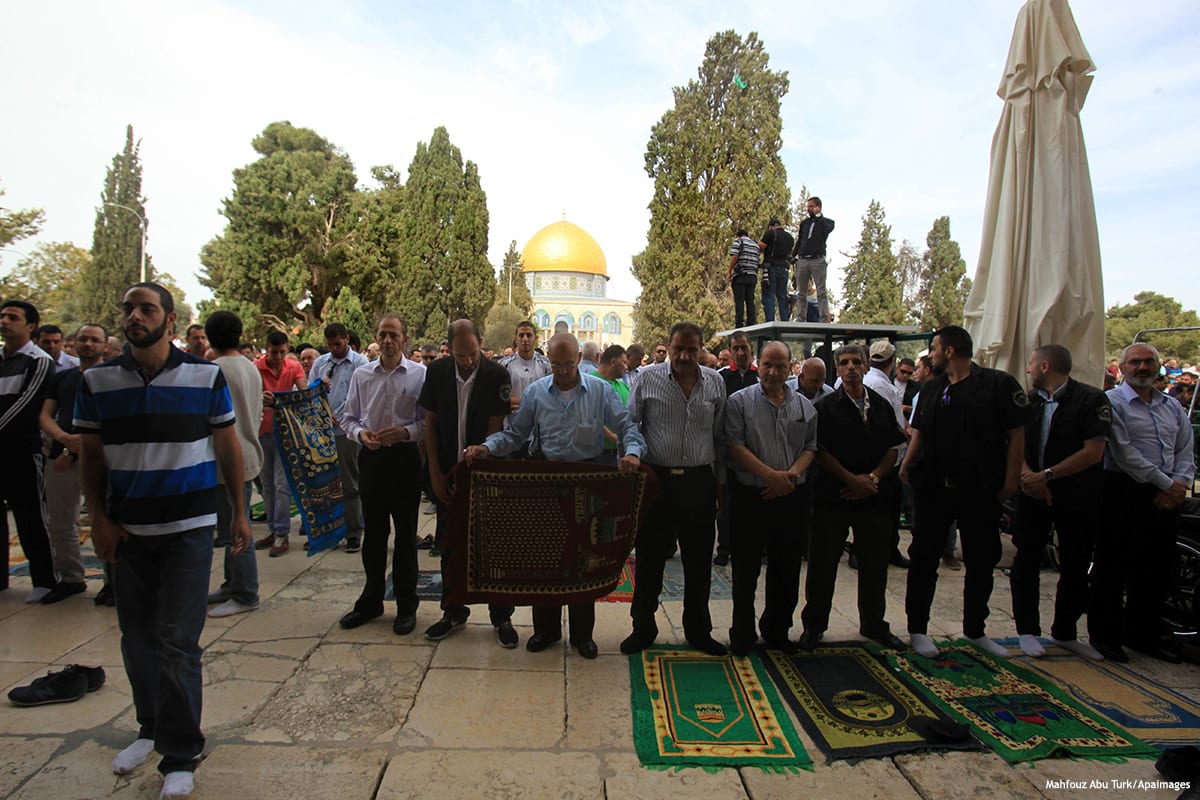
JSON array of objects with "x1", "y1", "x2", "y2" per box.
[
  {"x1": 603, "y1": 313, "x2": 621, "y2": 335},
  {"x1": 555, "y1": 311, "x2": 576, "y2": 330},
  {"x1": 534, "y1": 310, "x2": 551, "y2": 329},
  {"x1": 580, "y1": 313, "x2": 597, "y2": 331}
]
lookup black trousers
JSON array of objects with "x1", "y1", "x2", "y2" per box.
[
  {"x1": 433, "y1": 483, "x2": 513, "y2": 626},
  {"x1": 0, "y1": 452, "x2": 56, "y2": 589},
  {"x1": 729, "y1": 480, "x2": 809, "y2": 648},
  {"x1": 1088, "y1": 472, "x2": 1179, "y2": 648},
  {"x1": 355, "y1": 444, "x2": 421, "y2": 614},
  {"x1": 631, "y1": 466, "x2": 717, "y2": 642},
  {"x1": 906, "y1": 484, "x2": 1002, "y2": 638},
  {"x1": 1009, "y1": 488, "x2": 1096, "y2": 641},
  {"x1": 803, "y1": 501, "x2": 892, "y2": 638},
  {"x1": 532, "y1": 603, "x2": 595, "y2": 643},
  {"x1": 731, "y1": 276, "x2": 757, "y2": 328}
]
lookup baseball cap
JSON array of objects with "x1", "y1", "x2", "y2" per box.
[{"x1": 869, "y1": 341, "x2": 896, "y2": 362}]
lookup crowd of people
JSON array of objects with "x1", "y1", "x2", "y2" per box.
[{"x1": 0, "y1": 280, "x2": 1196, "y2": 799}]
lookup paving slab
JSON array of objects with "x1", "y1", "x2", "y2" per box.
[
  {"x1": 254, "y1": 643, "x2": 430, "y2": 742},
  {"x1": 376, "y1": 749, "x2": 601, "y2": 800},
  {"x1": 742, "y1": 757, "x2": 922, "y2": 800},
  {"x1": 189, "y1": 744, "x2": 388, "y2": 800},
  {"x1": 0, "y1": 666, "x2": 132, "y2": 735},
  {"x1": 0, "y1": 736, "x2": 63, "y2": 798},
  {"x1": 0, "y1": 603, "x2": 116, "y2": 662},
  {"x1": 202, "y1": 678, "x2": 282, "y2": 731},
  {"x1": 565, "y1": 653, "x2": 635, "y2": 751},
  {"x1": 427, "y1": 624, "x2": 554, "y2": 671},
  {"x1": 6, "y1": 739, "x2": 162, "y2": 800},
  {"x1": 894, "y1": 751, "x2": 1043, "y2": 799},
  {"x1": 402, "y1": 667, "x2": 565, "y2": 749},
  {"x1": 220, "y1": 599, "x2": 340, "y2": 642},
  {"x1": 1024, "y1": 755, "x2": 1182, "y2": 800},
  {"x1": 602, "y1": 752, "x2": 748, "y2": 800}
]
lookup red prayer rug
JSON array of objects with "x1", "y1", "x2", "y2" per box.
[{"x1": 444, "y1": 459, "x2": 654, "y2": 606}]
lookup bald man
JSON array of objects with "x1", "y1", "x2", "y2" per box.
[{"x1": 795, "y1": 358, "x2": 833, "y2": 402}]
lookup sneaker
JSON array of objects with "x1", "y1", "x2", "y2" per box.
[
  {"x1": 496, "y1": 620, "x2": 519, "y2": 649},
  {"x1": 254, "y1": 532, "x2": 274, "y2": 550},
  {"x1": 422, "y1": 502, "x2": 437, "y2": 515},
  {"x1": 269, "y1": 536, "x2": 289, "y2": 557},
  {"x1": 8, "y1": 666, "x2": 89, "y2": 706},
  {"x1": 208, "y1": 598, "x2": 259, "y2": 618},
  {"x1": 424, "y1": 616, "x2": 467, "y2": 640},
  {"x1": 344, "y1": 537, "x2": 361, "y2": 553}
]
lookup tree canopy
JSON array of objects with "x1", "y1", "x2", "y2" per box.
[
  {"x1": 839, "y1": 200, "x2": 907, "y2": 325},
  {"x1": 633, "y1": 30, "x2": 790, "y2": 346},
  {"x1": 1106, "y1": 291, "x2": 1200, "y2": 362},
  {"x1": 0, "y1": 184, "x2": 44, "y2": 252},
  {"x1": 915, "y1": 216, "x2": 971, "y2": 330},
  {"x1": 495, "y1": 240, "x2": 533, "y2": 314}
]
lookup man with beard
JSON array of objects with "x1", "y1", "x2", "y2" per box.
[
  {"x1": 38, "y1": 323, "x2": 108, "y2": 603},
  {"x1": 1009, "y1": 344, "x2": 1109, "y2": 660},
  {"x1": 0, "y1": 300, "x2": 57, "y2": 600},
  {"x1": 77, "y1": 283, "x2": 249, "y2": 798},
  {"x1": 800, "y1": 345, "x2": 906, "y2": 650},
  {"x1": 184, "y1": 324, "x2": 208, "y2": 358},
  {"x1": 899, "y1": 326, "x2": 1030, "y2": 658},
  {"x1": 725, "y1": 341, "x2": 817, "y2": 655},
  {"x1": 466, "y1": 333, "x2": 644, "y2": 658},
  {"x1": 1090, "y1": 343, "x2": 1194, "y2": 663},
  {"x1": 790, "y1": 197, "x2": 835, "y2": 322}
]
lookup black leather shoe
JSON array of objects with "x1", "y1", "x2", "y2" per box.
[
  {"x1": 765, "y1": 637, "x2": 800, "y2": 655},
  {"x1": 729, "y1": 640, "x2": 754, "y2": 658},
  {"x1": 847, "y1": 552, "x2": 859, "y2": 570},
  {"x1": 575, "y1": 640, "x2": 599, "y2": 659},
  {"x1": 868, "y1": 632, "x2": 907, "y2": 650},
  {"x1": 40, "y1": 581, "x2": 87, "y2": 605},
  {"x1": 890, "y1": 551, "x2": 911, "y2": 569},
  {"x1": 1128, "y1": 638, "x2": 1183, "y2": 664},
  {"x1": 619, "y1": 631, "x2": 657, "y2": 655},
  {"x1": 339, "y1": 607, "x2": 382, "y2": 629},
  {"x1": 526, "y1": 633, "x2": 562, "y2": 652},
  {"x1": 688, "y1": 636, "x2": 728, "y2": 656},
  {"x1": 1093, "y1": 641, "x2": 1129, "y2": 663},
  {"x1": 712, "y1": 552, "x2": 729, "y2": 567},
  {"x1": 393, "y1": 612, "x2": 417, "y2": 635},
  {"x1": 797, "y1": 629, "x2": 822, "y2": 650}
]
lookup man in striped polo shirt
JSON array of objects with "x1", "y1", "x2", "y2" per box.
[{"x1": 76, "y1": 283, "x2": 250, "y2": 799}]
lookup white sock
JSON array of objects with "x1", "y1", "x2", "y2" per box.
[
  {"x1": 160, "y1": 771, "x2": 194, "y2": 799},
  {"x1": 1050, "y1": 637, "x2": 1104, "y2": 661},
  {"x1": 910, "y1": 633, "x2": 939, "y2": 657},
  {"x1": 25, "y1": 587, "x2": 51, "y2": 604},
  {"x1": 1018, "y1": 634, "x2": 1046, "y2": 657},
  {"x1": 969, "y1": 636, "x2": 1010, "y2": 658},
  {"x1": 112, "y1": 738, "x2": 155, "y2": 774}
]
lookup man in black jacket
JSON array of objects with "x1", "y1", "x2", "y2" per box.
[
  {"x1": 1009, "y1": 344, "x2": 1109, "y2": 660},
  {"x1": 759, "y1": 217, "x2": 795, "y2": 322},
  {"x1": 418, "y1": 319, "x2": 517, "y2": 647},
  {"x1": 790, "y1": 197, "x2": 835, "y2": 322}
]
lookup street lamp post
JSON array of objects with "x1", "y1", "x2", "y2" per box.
[{"x1": 103, "y1": 202, "x2": 147, "y2": 283}]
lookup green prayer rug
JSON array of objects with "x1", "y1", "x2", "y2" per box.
[
  {"x1": 598, "y1": 557, "x2": 635, "y2": 602},
  {"x1": 888, "y1": 641, "x2": 1158, "y2": 763},
  {"x1": 628, "y1": 645, "x2": 812, "y2": 772},
  {"x1": 760, "y1": 644, "x2": 981, "y2": 760}
]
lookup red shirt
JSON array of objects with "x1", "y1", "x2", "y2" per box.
[{"x1": 255, "y1": 355, "x2": 306, "y2": 438}]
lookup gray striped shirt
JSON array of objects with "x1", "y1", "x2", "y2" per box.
[
  {"x1": 725, "y1": 382, "x2": 818, "y2": 487},
  {"x1": 628, "y1": 362, "x2": 727, "y2": 479}
]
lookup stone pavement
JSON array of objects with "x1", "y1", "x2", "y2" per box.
[{"x1": 1, "y1": 513, "x2": 1197, "y2": 800}]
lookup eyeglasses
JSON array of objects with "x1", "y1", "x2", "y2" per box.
[
  {"x1": 655, "y1": 349, "x2": 667, "y2": 355},
  {"x1": 421, "y1": 355, "x2": 436, "y2": 361}
]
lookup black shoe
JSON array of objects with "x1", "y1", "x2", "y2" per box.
[
  {"x1": 73, "y1": 664, "x2": 106, "y2": 692},
  {"x1": 429, "y1": 546, "x2": 442, "y2": 558},
  {"x1": 713, "y1": 552, "x2": 729, "y2": 567},
  {"x1": 526, "y1": 633, "x2": 561, "y2": 652},
  {"x1": 416, "y1": 534, "x2": 434, "y2": 550},
  {"x1": 1155, "y1": 745, "x2": 1200, "y2": 781},
  {"x1": 890, "y1": 551, "x2": 911, "y2": 569},
  {"x1": 344, "y1": 537, "x2": 361, "y2": 554},
  {"x1": 729, "y1": 640, "x2": 754, "y2": 658},
  {"x1": 1128, "y1": 637, "x2": 1183, "y2": 664},
  {"x1": 1093, "y1": 641, "x2": 1130, "y2": 663},
  {"x1": 393, "y1": 612, "x2": 417, "y2": 635},
  {"x1": 847, "y1": 552, "x2": 859, "y2": 570},
  {"x1": 94, "y1": 584, "x2": 115, "y2": 607},
  {"x1": 496, "y1": 620, "x2": 519, "y2": 649},
  {"x1": 797, "y1": 629, "x2": 822, "y2": 650},
  {"x1": 619, "y1": 631, "x2": 657, "y2": 655},
  {"x1": 339, "y1": 607, "x2": 383, "y2": 629},
  {"x1": 764, "y1": 637, "x2": 799, "y2": 655},
  {"x1": 424, "y1": 615, "x2": 467, "y2": 640},
  {"x1": 574, "y1": 640, "x2": 599, "y2": 659},
  {"x1": 688, "y1": 635, "x2": 728, "y2": 656},
  {"x1": 40, "y1": 581, "x2": 88, "y2": 605},
  {"x1": 867, "y1": 631, "x2": 906, "y2": 650},
  {"x1": 250, "y1": 511, "x2": 267, "y2": 522},
  {"x1": 8, "y1": 667, "x2": 89, "y2": 706}
]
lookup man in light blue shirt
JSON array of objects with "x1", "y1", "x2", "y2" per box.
[
  {"x1": 311, "y1": 323, "x2": 369, "y2": 551},
  {"x1": 466, "y1": 333, "x2": 644, "y2": 658},
  {"x1": 1092, "y1": 342, "x2": 1195, "y2": 663}
]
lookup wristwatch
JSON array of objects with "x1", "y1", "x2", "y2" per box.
[
  {"x1": 868, "y1": 472, "x2": 880, "y2": 486},
  {"x1": 1043, "y1": 468, "x2": 1055, "y2": 481}
]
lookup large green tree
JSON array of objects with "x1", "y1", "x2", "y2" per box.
[
  {"x1": 81, "y1": 126, "x2": 152, "y2": 333},
  {"x1": 0, "y1": 242, "x2": 90, "y2": 326},
  {"x1": 1106, "y1": 292, "x2": 1200, "y2": 362},
  {"x1": 200, "y1": 121, "x2": 360, "y2": 339},
  {"x1": 633, "y1": 30, "x2": 790, "y2": 346},
  {"x1": 389, "y1": 127, "x2": 492, "y2": 341},
  {"x1": 839, "y1": 200, "x2": 907, "y2": 325},
  {"x1": 0, "y1": 184, "x2": 44, "y2": 252},
  {"x1": 482, "y1": 302, "x2": 527, "y2": 352},
  {"x1": 915, "y1": 216, "x2": 971, "y2": 330},
  {"x1": 495, "y1": 240, "x2": 533, "y2": 314}
]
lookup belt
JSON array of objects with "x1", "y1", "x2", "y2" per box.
[
  {"x1": 647, "y1": 464, "x2": 711, "y2": 477},
  {"x1": 798, "y1": 254, "x2": 822, "y2": 259}
]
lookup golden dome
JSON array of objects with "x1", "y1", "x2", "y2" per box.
[{"x1": 521, "y1": 220, "x2": 608, "y2": 278}]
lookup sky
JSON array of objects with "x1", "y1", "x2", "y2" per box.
[{"x1": 2, "y1": 0, "x2": 1199, "y2": 323}]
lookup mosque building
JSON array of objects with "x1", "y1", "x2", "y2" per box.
[{"x1": 520, "y1": 218, "x2": 636, "y2": 347}]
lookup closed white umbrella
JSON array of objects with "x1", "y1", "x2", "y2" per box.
[{"x1": 964, "y1": 0, "x2": 1105, "y2": 384}]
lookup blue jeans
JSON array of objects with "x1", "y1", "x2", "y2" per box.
[
  {"x1": 115, "y1": 527, "x2": 214, "y2": 774},
  {"x1": 762, "y1": 263, "x2": 791, "y2": 322},
  {"x1": 259, "y1": 433, "x2": 291, "y2": 537},
  {"x1": 214, "y1": 481, "x2": 258, "y2": 605}
]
